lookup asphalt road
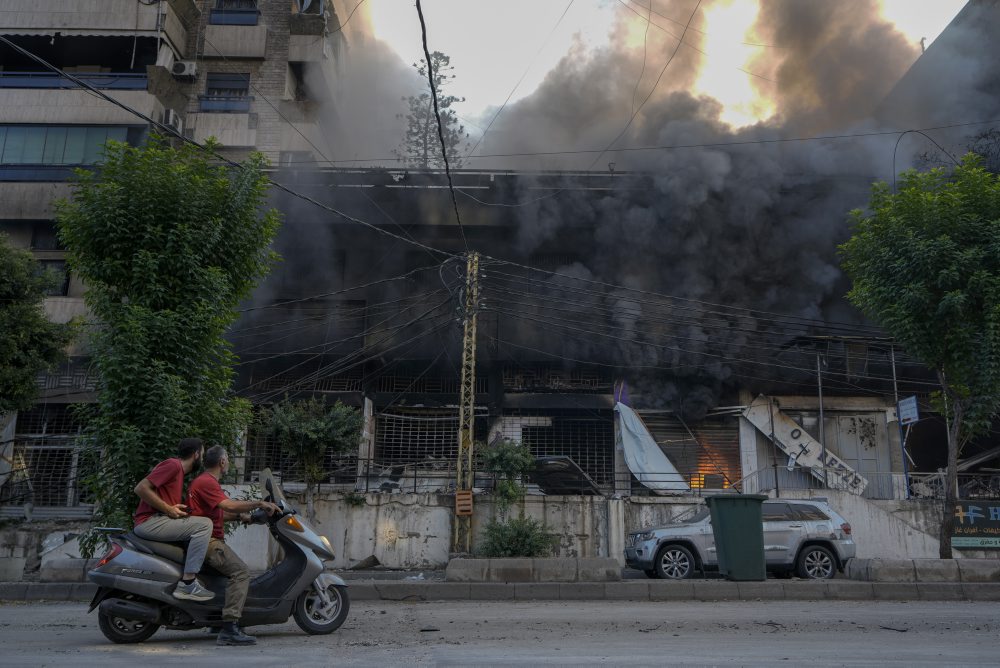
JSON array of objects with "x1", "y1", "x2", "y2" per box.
[{"x1": 0, "y1": 599, "x2": 992, "y2": 667}]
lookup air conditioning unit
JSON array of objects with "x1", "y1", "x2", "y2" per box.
[
  {"x1": 163, "y1": 109, "x2": 183, "y2": 134},
  {"x1": 171, "y1": 60, "x2": 197, "y2": 80}
]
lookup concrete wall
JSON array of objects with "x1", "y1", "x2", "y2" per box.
[
  {"x1": 0, "y1": 183, "x2": 72, "y2": 220},
  {"x1": 3, "y1": 489, "x2": 998, "y2": 580},
  {"x1": 780, "y1": 489, "x2": 941, "y2": 559}
]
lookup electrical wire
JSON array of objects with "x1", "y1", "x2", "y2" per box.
[
  {"x1": 0, "y1": 35, "x2": 458, "y2": 262},
  {"x1": 266, "y1": 118, "x2": 1000, "y2": 168},
  {"x1": 414, "y1": 0, "x2": 469, "y2": 251},
  {"x1": 483, "y1": 262, "x2": 888, "y2": 333},
  {"x1": 616, "y1": 0, "x2": 776, "y2": 83},
  {"x1": 238, "y1": 261, "x2": 446, "y2": 312},
  {"x1": 485, "y1": 305, "x2": 939, "y2": 388},
  {"x1": 465, "y1": 0, "x2": 576, "y2": 159}
]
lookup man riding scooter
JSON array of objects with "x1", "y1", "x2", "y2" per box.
[
  {"x1": 132, "y1": 438, "x2": 214, "y2": 602},
  {"x1": 187, "y1": 445, "x2": 279, "y2": 645}
]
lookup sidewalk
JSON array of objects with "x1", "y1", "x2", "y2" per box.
[{"x1": 2, "y1": 579, "x2": 998, "y2": 603}]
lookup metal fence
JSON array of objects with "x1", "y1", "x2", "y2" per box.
[{"x1": 0, "y1": 404, "x2": 91, "y2": 508}]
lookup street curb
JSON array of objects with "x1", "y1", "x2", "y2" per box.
[{"x1": 3, "y1": 580, "x2": 1000, "y2": 603}]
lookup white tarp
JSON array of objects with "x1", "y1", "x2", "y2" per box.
[{"x1": 615, "y1": 402, "x2": 689, "y2": 493}]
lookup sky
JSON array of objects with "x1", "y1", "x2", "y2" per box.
[{"x1": 360, "y1": 0, "x2": 968, "y2": 129}]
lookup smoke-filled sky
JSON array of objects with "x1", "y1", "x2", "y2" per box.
[
  {"x1": 327, "y1": 0, "x2": 971, "y2": 170},
  {"x1": 365, "y1": 0, "x2": 965, "y2": 126}
]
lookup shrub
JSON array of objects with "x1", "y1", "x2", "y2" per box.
[{"x1": 478, "y1": 516, "x2": 557, "y2": 558}]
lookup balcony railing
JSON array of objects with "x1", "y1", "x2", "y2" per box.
[
  {"x1": 198, "y1": 94, "x2": 252, "y2": 113},
  {"x1": 0, "y1": 72, "x2": 148, "y2": 90},
  {"x1": 733, "y1": 465, "x2": 1000, "y2": 501},
  {"x1": 209, "y1": 3, "x2": 260, "y2": 25}
]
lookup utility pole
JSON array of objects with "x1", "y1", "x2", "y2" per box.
[{"x1": 452, "y1": 251, "x2": 479, "y2": 553}]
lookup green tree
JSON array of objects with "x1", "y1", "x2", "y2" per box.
[
  {"x1": 58, "y1": 137, "x2": 280, "y2": 552},
  {"x1": 0, "y1": 234, "x2": 73, "y2": 415},
  {"x1": 262, "y1": 396, "x2": 363, "y2": 522},
  {"x1": 840, "y1": 155, "x2": 1000, "y2": 558},
  {"x1": 478, "y1": 439, "x2": 556, "y2": 558},
  {"x1": 394, "y1": 51, "x2": 468, "y2": 169}
]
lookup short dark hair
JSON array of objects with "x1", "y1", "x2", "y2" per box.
[
  {"x1": 177, "y1": 438, "x2": 203, "y2": 459},
  {"x1": 204, "y1": 445, "x2": 228, "y2": 469}
]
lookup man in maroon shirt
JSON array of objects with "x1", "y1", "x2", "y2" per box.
[
  {"x1": 188, "y1": 445, "x2": 278, "y2": 646},
  {"x1": 133, "y1": 437, "x2": 214, "y2": 602}
]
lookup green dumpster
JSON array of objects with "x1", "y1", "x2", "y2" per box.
[{"x1": 705, "y1": 494, "x2": 767, "y2": 581}]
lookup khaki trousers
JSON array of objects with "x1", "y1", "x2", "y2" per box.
[{"x1": 205, "y1": 538, "x2": 249, "y2": 622}]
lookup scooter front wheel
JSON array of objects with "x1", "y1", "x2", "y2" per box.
[
  {"x1": 293, "y1": 583, "x2": 350, "y2": 635},
  {"x1": 97, "y1": 611, "x2": 160, "y2": 644}
]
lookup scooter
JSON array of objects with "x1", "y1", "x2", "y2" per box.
[{"x1": 87, "y1": 468, "x2": 349, "y2": 644}]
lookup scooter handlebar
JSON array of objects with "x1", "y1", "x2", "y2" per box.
[{"x1": 247, "y1": 508, "x2": 271, "y2": 525}]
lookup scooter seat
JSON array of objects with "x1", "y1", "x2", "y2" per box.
[{"x1": 126, "y1": 532, "x2": 187, "y2": 564}]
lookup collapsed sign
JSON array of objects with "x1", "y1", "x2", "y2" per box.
[{"x1": 742, "y1": 395, "x2": 868, "y2": 495}]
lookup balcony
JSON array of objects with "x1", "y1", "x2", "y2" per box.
[
  {"x1": 203, "y1": 23, "x2": 268, "y2": 59},
  {"x1": 0, "y1": 89, "x2": 162, "y2": 125},
  {"x1": 199, "y1": 95, "x2": 253, "y2": 113},
  {"x1": 187, "y1": 112, "x2": 257, "y2": 147},
  {"x1": 0, "y1": 0, "x2": 161, "y2": 33},
  {"x1": 0, "y1": 72, "x2": 148, "y2": 90}
]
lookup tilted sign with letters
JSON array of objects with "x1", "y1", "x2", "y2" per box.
[
  {"x1": 742, "y1": 395, "x2": 868, "y2": 495},
  {"x1": 898, "y1": 396, "x2": 919, "y2": 426},
  {"x1": 953, "y1": 501, "x2": 1000, "y2": 548}
]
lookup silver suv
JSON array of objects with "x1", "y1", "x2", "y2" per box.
[{"x1": 625, "y1": 498, "x2": 855, "y2": 580}]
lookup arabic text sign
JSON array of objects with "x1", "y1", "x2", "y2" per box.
[{"x1": 953, "y1": 501, "x2": 1000, "y2": 549}]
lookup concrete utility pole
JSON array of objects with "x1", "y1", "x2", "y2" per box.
[{"x1": 452, "y1": 251, "x2": 480, "y2": 553}]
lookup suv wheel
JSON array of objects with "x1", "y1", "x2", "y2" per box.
[
  {"x1": 655, "y1": 544, "x2": 695, "y2": 580},
  {"x1": 797, "y1": 545, "x2": 836, "y2": 579}
]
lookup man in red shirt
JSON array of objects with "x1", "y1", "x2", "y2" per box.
[
  {"x1": 188, "y1": 444, "x2": 279, "y2": 646},
  {"x1": 133, "y1": 437, "x2": 214, "y2": 602}
]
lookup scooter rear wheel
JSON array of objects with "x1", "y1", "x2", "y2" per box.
[
  {"x1": 97, "y1": 611, "x2": 160, "y2": 644},
  {"x1": 293, "y1": 583, "x2": 350, "y2": 635}
]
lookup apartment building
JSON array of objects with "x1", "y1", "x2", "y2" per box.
[{"x1": 0, "y1": 0, "x2": 347, "y2": 512}]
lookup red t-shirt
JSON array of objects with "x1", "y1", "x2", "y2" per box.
[
  {"x1": 187, "y1": 472, "x2": 228, "y2": 539},
  {"x1": 133, "y1": 458, "x2": 184, "y2": 526}
]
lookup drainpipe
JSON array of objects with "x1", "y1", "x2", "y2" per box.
[
  {"x1": 890, "y1": 346, "x2": 910, "y2": 499},
  {"x1": 768, "y1": 398, "x2": 780, "y2": 498},
  {"x1": 817, "y1": 352, "x2": 827, "y2": 488}
]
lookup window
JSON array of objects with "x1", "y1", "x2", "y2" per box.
[
  {"x1": 30, "y1": 221, "x2": 63, "y2": 251},
  {"x1": 210, "y1": 0, "x2": 260, "y2": 25},
  {"x1": 791, "y1": 503, "x2": 830, "y2": 521},
  {"x1": 0, "y1": 125, "x2": 134, "y2": 166},
  {"x1": 200, "y1": 73, "x2": 252, "y2": 112},
  {"x1": 38, "y1": 260, "x2": 69, "y2": 296},
  {"x1": 761, "y1": 503, "x2": 796, "y2": 522}
]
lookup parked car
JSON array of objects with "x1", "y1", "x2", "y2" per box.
[{"x1": 624, "y1": 498, "x2": 855, "y2": 580}]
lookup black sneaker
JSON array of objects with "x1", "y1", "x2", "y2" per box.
[
  {"x1": 173, "y1": 579, "x2": 215, "y2": 602},
  {"x1": 217, "y1": 623, "x2": 257, "y2": 646}
]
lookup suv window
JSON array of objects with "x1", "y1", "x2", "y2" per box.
[
  {"x1": 791, "y1": 503, "x2": 830, "y2": 521},
  {"x1": 761, "y1": 503, "x2": 796, "y2": 521}
]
